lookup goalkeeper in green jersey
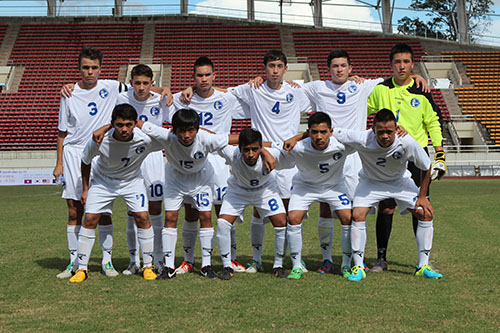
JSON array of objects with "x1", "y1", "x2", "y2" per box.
[{"x1": 366, "y1": 43, "x2": 446, "y2": 273}]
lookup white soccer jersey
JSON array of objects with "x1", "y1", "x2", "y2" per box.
[
  {"x1": 278, "y1": 138, "x2": 353, "y2": 187},
  {"x1": 141, "y1": 122, "x2": 228, "y2": 174},
  {"x1": 230, "y1": 81, "x2": 311, "y2": 142},
  {"x1": 171, "y1": 90, "x2": 247, "y2": 134},
  {"x1": 116, "y1": 90, "x2": 170, "y2": 127},
  {"x1": 58, "y1": 80, "x2": 126, "y2": 148},
  {"x1": 333, "y1": 128, "x2": 431, "y2": 182},
  {"x1": 303, "y1": 78, "x2": 382, "y2": 130},
  {"x1": 82, "y1": 127, "x2": 162, "y2": 181},
  {"x1": 218, "y1": 145, "x2": 280, "y2": 189}
]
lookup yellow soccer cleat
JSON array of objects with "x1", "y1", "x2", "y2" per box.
[
  {"x1": 69, "y1": 269, "x2": 89, "y2": 283},
  {"x1": 142, "y1": 266, "x2": 158, "y2": 280}
]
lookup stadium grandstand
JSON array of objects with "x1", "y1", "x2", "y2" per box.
[{"x1": 0, "y1": 0, "x2": 499, "y2": 184}]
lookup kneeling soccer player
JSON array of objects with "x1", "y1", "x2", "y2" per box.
[
  {"x1": 70, "y1": 104, "x2": 160, "y2": 283},
  {"x1": 333, "y1": 109, "x2": 443, "y2": 281},
  {"x1": 216, "y1": 128, "x2": 287, "y2": 280}
]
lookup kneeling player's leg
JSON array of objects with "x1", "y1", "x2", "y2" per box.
[
  {"x1": 199, "y1": 210, "x2": 214, "y2": 269},
  {"x1": 250, "y1": 208, "x2": 265, "y2": 266},
  {"x1": 182, "y1": 204, "x2": 199, "y2": 266},
  {"x1": 217, "y1": 214, "x2": 238, "y2": 269},
  {"x1": 98, "y1": 214, "x2": 115, "y2": 274},
  {"x1": 65, "y1": 199, "x2": 83, "y2": 267},
  {"x1": 268, "y1": 213, "x2": 287, "y2": 270},
  {"x1": 149, "y1": 201, "x2": 163, "y2": 267},
  {"x1": 287, "y1": 210, "x2": 306, "y2": 269},
  {"x1": 125, "y1": 212, "x2": 140, "y2": 267},
  {"x1": 76, "y1": 213, "x2": 100, "y2": 271},
  {"x1": 163, "y1": 210, "x2": 179, "y2": 269},
  {"x1": 318, "y1": 203, "x2": 334, "y2": 264},
  {"x1": 132, "y1": 211, "x2": 155, "y2": 269},
  {"x1": 335, "y1": 209, "x2": 353, "y2": 272},
  {"x1": 351, "y1": 208, "x2": 370, "y2": 269}
]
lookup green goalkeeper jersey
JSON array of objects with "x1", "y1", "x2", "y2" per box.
[{"x1": 367, "y1": 77, "x2": 443, "y2": 148}]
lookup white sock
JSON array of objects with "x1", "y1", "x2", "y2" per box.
[
  {"x1": 182, "y1": 220, "x2": 198, "y2": 264},
  {"x1": 98, "y1": 224, "x2": 113, "y2": 265},
  {"x1": 162, "y1": 227, "x2": 177, "y2": 268},
  {"x1": 416, "y1": 220, "x2": 434, "y2": 268},
  {"x1": 137, "y1": 227, "x2": 154, "y2": 268},
  {"x1": 67, "y1": 225, "x2": 80, "y2": 264},
  {"x1": 273, "y1": 226, "x2": 286, "y2": 268},
  {"x1": 318, "y1": 217, "x2": 333, "y2": 262},
  {"x1": 351, "y1": 221, "x2": 367, "y2": 267},
  {"x1": 150, "y1": 214, "x2": 163, "y2": 266},
  {"x1": 230, "y1": 224, "x2": 237, "y2": 261},
  {"x1": 287, "y1": 223, "x2": 302, "y2": 269},
  {"x1": 199, "y1": 227, "x2": 214, "y2": 268},
  {"x1": 126, "y1": 215, "x2": 140, "y2": 264},
  {"x1": 77, "y1": 227, "x2": 95, "y2": 270},
  {"x1": 216, "y1": 219, "x2": 232, "y2": 268},
  {"x1": 250, "y1": 216, "x2": 265, "y2": 262},
  {"x1": 340, "y1": 225, "x2": 352, "y2": 268}
]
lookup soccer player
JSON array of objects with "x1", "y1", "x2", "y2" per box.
[
  {"x1": 69, "y1": 104, "x2": 159, "y2": 283},
  {"x1": 366, "y1": 43, "x2": 446, "y2": 272},
  {"x1": 116, "y1": 64, "x2": 170, "y2": 275},
  {"x1": 280, "y1": 112, "x2": 353, "y2": 280},
  {"x1": 331, "y1": 109, "x2": 443, "y2": 281},
  {"x1": 216, "y1": 128, "x2": 287, "y2": 280},
  {"x1": 136, "y1": 109, "x2": 239, "y2": 279},
  {"x1": 54, "y1": 47, "x2": 127, "y2": 279},
  {"x1": 170, "y1": 57, "x2": 248, "y2": 275}
]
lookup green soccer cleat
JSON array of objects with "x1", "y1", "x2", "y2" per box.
[
  {"x1": 102, "y1": 261, "x2": 119, "y2": 277},
  {"x1": 341, "y1": 266, "x2": 351, "y2": 279},
  {"x1": 347, "y1": 265, "x2": 366, "y2": 282},
  {"x1": 245, "y1": 259, "x2": 263, "y2": 273},
  {"x1": 287, "y1": 267, "x2": 304, "y2": 280},
  {"x1": 415, "y1": 264, "x2": 443, "y2": 279}
]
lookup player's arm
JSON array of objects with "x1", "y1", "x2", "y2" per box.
[
  {"x1": 53, "y1": 130, "x2": 67, "y2": 179},
  {"x1": 261, "y1": 147, "x2": 277, "y2": 171},
  {"x1": 138, "y1": 119, "x2": 171, "y2": 143},
  {"x1": 93, "y1": 124, "x2": 112, "y2": 144},
  {"x1": 228, "y1": 134, "x2": 239, "y2": 145},
  {"x1": 415, "y1": 167, "x2": 433, "y2": 219},
  {"x1": 80, "y1": 161, "x2": 91, "y2": 205},
  {"x1": 249, "y1": 76, "x2": 301, "y2": 88},
  {"x1": 283, "y1": 131, "x2": 309, "y2": 152}
]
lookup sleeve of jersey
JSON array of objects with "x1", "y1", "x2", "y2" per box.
[
  {"x1": 228, "y1": 94, "x2": 249, "y2": 119},
  {"x1": 229, "y1": 84, "x2": 252, "y2": 105},
  {"x1": 205, "y1": 132, "x2": 229, "y2": 152},
  {"x1": 141, "y1": 121, "x2": 170, "y2": 145},
  {"x1": 406, "y1": 136, "x2": 431, "y2": 170},
  {"x1": 422, "y1": 100, "x2": 443, "y2": 147},
  {"x1": 366, "y1": 85, "x2": 382, "y2": 115},
  {"x1": 81, "y1": 139, "x2": 99, "y2": 165},
  {"x1": 217, "y1": 145, "x2": 236, "y2": 165},
  {"x1": 364, "y1": 78, "x2": 384, "y2": 98},
  {"x1": 296, "y1": 88, "x2": 313, "y2": 113},
  {"x1": 57, "y1": 98, "x2": 68, "y2": 132},
  {"x1": 273, "y1": 144, "x2": 296, "y2": 170},
  {"x1": 161, "y1": 104, "x2": 173, "y2": 123},
  {"x1": 333, "y1": 128, "x2": 367, "y2": 146}
]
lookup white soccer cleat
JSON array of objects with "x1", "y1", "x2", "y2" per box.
[
  {"x1": 122, "y1": 262, "x2": 140, "y2": 276},
  {"x1": 174, "y1": 261, "x2": 194, "y2": 274},
  {"x1": 102, "y1": 261, "x2": 119, "y2": 277},
  {"x1": 231, "y1": 259, "x2": 247, "y2": 272},
  {"x1": 56, "y1": 262, "x2": 76, "y2": 279}
]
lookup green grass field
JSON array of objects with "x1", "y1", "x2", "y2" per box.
[{"x1": 1, "y1": 179, "x2": 499, "y2": 331}]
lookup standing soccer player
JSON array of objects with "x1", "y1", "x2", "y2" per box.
[
  {"x1": 69, "y1": 104, "x2": 160, "y2": 283},
  {"x1": 332, "y1": 109, "x2": 443, "y2": 281},
  {"x1": 366, "y1": 43, "x2": 445, "y2": 272}
]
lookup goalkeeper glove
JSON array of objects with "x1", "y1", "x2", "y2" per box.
[{"x1": 431, "y1": 151, "x2": 446, "y2": 181}]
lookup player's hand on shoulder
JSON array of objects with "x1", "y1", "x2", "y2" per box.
[
  {"x1": 261, "y1": 148, "x2": 277, "y2": 171},
  {"x1": 60, "y1": 83, "x2": 75, "y2": 98},
  {"x1": 180, "y1": 86, "x2": 194, "y2": 104},
  {"x1": 286, "y1": 80, "x2": 301, "y2": 88},
  {"x1": 348, "y1": 75, "x2": 365, "y2": 84},
  {"x1": 414, "y1": 74, "x2": 430, "y2": 93},
  {"x1": 283, "y1": 138, "x2": 298, "y2": 152},
  {"x1": 249, "y1": 76, "x2": 264, "y2": 88},
  {"x1": 395, "y1": 125, "x2": 407, "y2": 137},
  {"x1": 161, "y1": 87, "x2": 173, "y2": 106}
]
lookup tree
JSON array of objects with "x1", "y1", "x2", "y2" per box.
[{"x1": 397, "y1": 0, "x2": 493, "y2": 42}]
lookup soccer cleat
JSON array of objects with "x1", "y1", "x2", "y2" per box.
[
  {"x1": 102, "y1": 261, "x2": 119, "y2": 277},
  {"x1": 219, "y1": 267, "x2": 234, "y2": 280},
  {"x1": 370, "y1": 258, "x2": 388, "y2": 273},
  {"x1": 363, "y1": 263, "x2": 371, "y2": 273},
  {"x1": 156, "y1": 267, "x2": 176, "y2": 280},
  {"x1": 245, "y1": 260, "x2": 263, "y2": 273},
  {"x1": 122, "y1": 262, "x2": 140, "y2": 276},
  {"x1": 415, "y1": 264, "x2": 443, "y2": 279},
  {"x1": 341, "y1": 266, "x2": 351, "y2": 279},
  {"x1": 69, "y1": 269, "x2": 88, "y2": 283},
  {"x1": 348, "y1": 265, "x2": 366, "y2": 282},
  {"x1": 142, "y1": 266, "x2": 157, "y2": 280},
  {"x1": 317, "y1": 259, "x2": 333, "y2": 274},
  {"x1": 175, "y1": 261, "x2": 195, "y2": 275},
  {"x1": 287, "y1": 267, "x2": 304, "y2": 280},
  {"x1": 56, "y1": 262, "x2": 76, "y2": 279},
  {"x1": 272, "y1": 267, "x2": 287, "y2": 278},
  {"x1": 231, "y1": 259, "x2": 246, "y2": 272},
  {"x1": 200, "y1": 265, "x2": 219, "y2": 279},
  {"x1": 300, "y1": 259, "x2": 308, "y2": 273}
]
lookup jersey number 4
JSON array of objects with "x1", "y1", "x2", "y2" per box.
[{"x1": 271, "y1": 101, "x2": 280, "y2": 115}]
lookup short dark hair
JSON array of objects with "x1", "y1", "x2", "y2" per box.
[
  {"x1": 112, "y1": 104, "x2": 137, "y2": 123},
  {"x1": 131, "y1": 64, "x2": 153, "y2": 80},
  {"x1": 373, "y1": 108, "x2": 396, "y2": 126},
  {"x1": 327, "y1": 49, "x2": 351, "y2": 67},
  {"x1": 390, "y1": 43, "x2": 414, "y2": 62},
  {"x1": 194, "y1": 56, "x2": 215, "y2": 72},
  {"x1": 308, "y1": 112, "x2": 331, "y2": 129},
  {"x1": 171, "y1": 109, "x2": 200, "y2": 130},
  {"x1": 238, "y1": 128, "x2": 262, "y2": 148},
  {"x1": 263, "y1": 49, "x2": 287, "y2": 66},
  {"x1": 78, "y1": 47, "x2": 103, "y2": 67}
]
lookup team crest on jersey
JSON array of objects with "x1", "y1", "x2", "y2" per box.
[
  {"x1": 213, "y1": 101, "x2": 223, "y2": 110},
  {"x1": 99, "y1": 88, "x2": 109, "y2": 99},
  {"x1": 348, "y1": 85, "x2": 357, "y2": 93},
  {"x1": 332, "y1": 152, "x2": 343, "y2": 161},
  {"x1": 193, "y1": 151, "x2": 204, "y2": 160},
  {"x1": 392, "y1": 151, "x2": 403, "y2": 160},
  {"x1": 286, "y1": 93, "x2": 294, "y2": 102},
  {"x1": 410, "y1": 98, "x2": 420, "y2": 107},
  {"x1": 136, "y1": 146, "x2": 146, "y2": 154},
  {"x1": 150, "y1": 107, "x2": 160, "y2": 116}
]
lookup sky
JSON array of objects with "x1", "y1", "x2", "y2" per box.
[{"x1": 0, "y1": 0, "x2": 499, "y2": 45}]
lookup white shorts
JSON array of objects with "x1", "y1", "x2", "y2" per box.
[
  {"x1": 85, "y1": 175, "x2": 149, "y2": 214},
  {"x1": 141, "y1": 151, "x2": 165, "y2": 202},
  {"x1": 353, "y1": 177, "x2": 419, "y2": 215},
  {"x1": 275, "y1": 167, "x2": 297, "y2": 199},
  {"x1": 62, "y1": 145, "x2": 98, "y2": 201},
  {"x1": 163, "y1": 162, "x2": 214, "y2": 212},
  {"x1": 220, "y1": 182, "x2": 286, "y2": 218},
  {"x1": 289, "y1": 181, "x2": 352, "y2": 213},
  {"x1": 208, "y1": 153, "x2": 230, "y2": 205}
]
